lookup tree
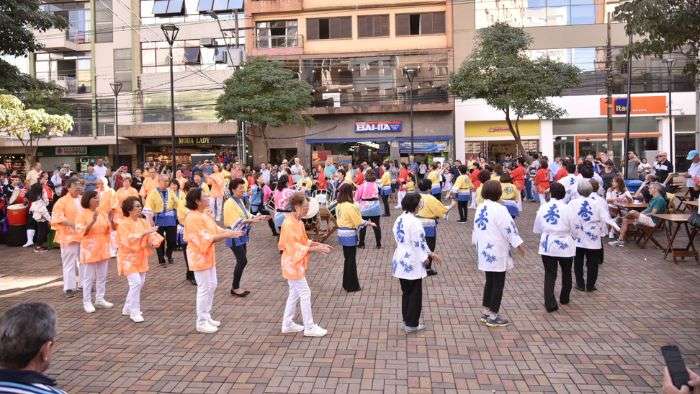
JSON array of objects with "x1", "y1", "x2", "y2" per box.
[
  {"x1": 449, "y1": 23, "x2": 580, "y2": 156},
  {"x1": 0, "y1": 94, "x2": 73, "y2": 168},
  {"x1": 215, "y1": 58, "x2": 313, "y2": 161}
]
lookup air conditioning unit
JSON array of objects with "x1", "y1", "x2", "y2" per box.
[
  {"x1": 200, "y1": 38, "x2": 216, "y2": 47},
  {"x1": 322, "y1": 92, "x2": 341, "y2": 108}
]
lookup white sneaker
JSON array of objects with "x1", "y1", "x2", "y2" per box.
[
  {"x1": 281, "y1": 322, "x2": 304, "y2": 334},
  {"x1": 196, "y1": 322, "x2": 218, "y2": 334},
  {"x1": 94, "y1": 299, "x2": 114, "y2": 309},
  {"x1": 83, "y1": 302, "x2": 96, "y2": 314},
  {"x1": 207, "y1": 318, "x2": 221, "y2": 327},
  {"x1": 22, "y1": 242, "x2": 34, "y2": 248},
  {"x1": 130, "y1": 312, "x2": 144, "y2": 323},
  {"x1": 121, "y1": 307, "x2": 130, "y2": 316},
  {"x1": 303, "y1": 324, "x2": 327, "y2": 337}
]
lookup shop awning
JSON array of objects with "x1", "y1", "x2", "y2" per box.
[{"x1": 305, "y1": 135, "x2": 452, "y2": 144}]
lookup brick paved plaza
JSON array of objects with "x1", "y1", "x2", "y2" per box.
[{"x1": 0, "y1": 203, "x2": 698, "y2": 393}]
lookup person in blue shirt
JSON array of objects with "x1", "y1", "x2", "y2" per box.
[
  {"x1": 82, "y1": 164, "x2": 97, "y2": 193},
  {"x1": 323, "y1": 160, "x2": 336, "y2": 180}
]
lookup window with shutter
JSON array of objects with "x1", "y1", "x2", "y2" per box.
[
  {"x1": 358, "y1": 15, "x2": 371, "y2": 37},
  {"x1": 307, "y1": 18, "x2": 320, "y2": 40},
  {"x1": 396, "y1": 14, "x2": 410, "y2": 36},
  {"x1": 358, "y1": 15, "x2": 389, "y2": 38},
  {"x1": 432, "y1": 12, "x2": 445, "y2": 33},
  {"x1": 420, "y1": 13, "x2": 433, "y2": 34},
  {"x1": 375, "y1": 15, "x2": 389, "y2": 36},
  {"x1": 339, "y1": 16, "x2": 351, "y2": 38}
]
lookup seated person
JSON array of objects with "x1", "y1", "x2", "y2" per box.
[
  {"x1": 634, "y1": 174, "x2": 657, "y2": 203},
  {"x1": 609, "y1": 182, "x2": 667, "y2": 247}
]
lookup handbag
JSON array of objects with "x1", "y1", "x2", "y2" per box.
[{"x1": 689, "y1": 212, "x2": 700, "y2": 228}]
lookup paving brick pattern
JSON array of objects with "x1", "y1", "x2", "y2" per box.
[{"x1": 0, "y1": 202, "x2": 698, "y2": 393}]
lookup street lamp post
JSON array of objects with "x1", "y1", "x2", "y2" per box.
[
  {"x1": 663, "y1": 56, "x2": 675, "y2": 169},
  {"x1": 161, "y1": 23, "x2": 180, "y2": 178},
  {"x1": 109, "y1": 81, "x2": 122, "y2": 168},
  {"x1": 402, "y1": 66, "x2": 419, "y2": 157}
]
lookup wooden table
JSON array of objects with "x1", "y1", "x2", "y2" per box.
[
  {"x1": 616, "y1": 201, "x2": 648, "y2": 211},
  {"x1": 681, "y1": 200, "x2": 698, "y2": 212},
  {"x1": 651, "y1": 213, "x2": 698, "y2": 263}
]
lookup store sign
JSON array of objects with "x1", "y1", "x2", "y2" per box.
[
  {"x1": 465, "y1": 120, "x2": 540, "y2": 138},
  {"x1": 178, "y1": 137, "x2": 211, "y2": 145},
  {"x1": 55, "y1": 146, "x2": 87, "y2": 156},
  {"x1": 354, "y1": 121, "x2": 402, "y2": 133},
  {"x1": 399, "y1": 141, "x2": 448, "y2": 154},
  {"x1": 599, "y1": 95, "x2": 666, "y2": 115}
]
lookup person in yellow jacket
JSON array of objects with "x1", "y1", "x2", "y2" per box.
[
  {"x1": 296, "y1": 169, "x2": 313, "y2": 195},
  {"x1": 143, "y1": 175, "x2": 180, "y2": 266},
  {"x1": 426, "y1": 163, "x2": 443, "y2": 201},
  {"x1": 417, "y1": 179, "x2": 455, "y2": 276},
  {"x1": 499, "y1": 173, "x2": 522, "y2": 218},
  {"x1": 223, "y1": 178, "x2": 269, "y2": 297},
  {"x1": 379, "y1": 163, "x2": 392, "y2": 217},
  {"x1": 335, "y1": 183, "x2": 376, "y2": 292},
  {"x1": 451, "y1": 165, "x2": 474, "y2": 223}
]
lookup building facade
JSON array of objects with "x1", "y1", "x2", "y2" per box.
[{"x1": 453, "y1": 0, "x2": 698, "y2": 171}]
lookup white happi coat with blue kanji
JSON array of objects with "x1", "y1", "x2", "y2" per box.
[
  {"x1": 533, "y1": 198, "x2": 576, "y2": 258},
  {"x1": 569, "y1": 196, "x2": 607, "y2": 250},
  {"x1": 391, "y1": 212, "x2": 430, "y2": 280},
  {"x1": 471, "y1": 200, "x2": 524, "y2": 272},
  {"x1": 557, "y1": 174, "x2": 579, "y2": 203}
]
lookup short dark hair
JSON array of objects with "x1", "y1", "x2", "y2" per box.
[
  {"x1": 186, "y1": 188, "x2": 203, "y2": 210},
  {"x1": 401, "y1": 192, "x2": 421, "y2": 213},
  {"x1": 276, "y1": 174, "x2": 289, "y2": 191},
  {"x1": 458, "y1": 165, "x2": 468, "y2": 174},
  {"x1": 336, "y1": 183, "x2": 355, "y2": 204},
  {"x1": 289, "y1": 192, "x2": 307, "y2": 209},
  {"x1": 539, "y1": 159, "x2": 548, "y2": 169},
  {"x1": 229, "y1": 178, "x2": 246, "y2": 194},
  {"x1": 418, "y1": 178, "x2": 431, "y2": 192},
  {"x1": 81, "y1": 190, "x2": 98, "y2": 209},
  {"x1": 565, "y1": 161, "x2": 576, "y2": 173},
  {"x1": 0, "y1": 302, "x2": 56, "y2": 369},
  {"x1": 478, "y1": 170, "x2": 491, "y2": 184},
  {"x1": 549, "y1": 182, "x2": 565, "y2": 200},
  {"x1": 481, "y1": 180, "x2": 502, "y2": 202},
  {"x1": 121, "y1": 196, "x2": 142, "y2": 217},
  {"x1": 365, "y1": 169, "x2": 377, "y2": 182},
  {"x1": 500, "y1": 173, "x2": 513, "y2": 183},
  {"x1": 578, "y1": 163, "x2": 593, "y2": 179}
]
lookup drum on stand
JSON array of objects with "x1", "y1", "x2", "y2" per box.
[
  {"x1": 7, "y1": 204, "x2": 28, "y2": 226},
  {"x1": 303, "y1": 197, "x2": 320, "y2": 220},
  {"x1": 6, "y1": 225, "x2": 27, "y2": 247}
]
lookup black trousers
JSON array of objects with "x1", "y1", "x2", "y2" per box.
[
  {"x1": 231, "y1": 244, "x2": 248, "y2": 290},
  {"x1": 342, "y1": 245, "x2": 360, "y2": 291},
  {"x1": 359, "y1": 216, "x2": 381, "y2": 247},
  {"x1": 542, "y1": 255, "x2": 573, "y2": 310},
  {"x1": 381, "y1": 194, "x2": 390, "y2": 216},
  {"x1": 258, "y1": 205, "x2": 278, "y2": 235},
  {"x1": 156, "y1": 225, "x2": 177, "y2": 263},
  {"x1": 399, "y1": 278, "x2": 422, "y2": 327},
  {"x1": 35, "y1": 221, "x2": 49, "y2": 246},
  {"x1": 425, "y1": 235, "x2": 436, "y2": 271},
  {"x1": 574, "y1": 247, "x2": 601, "y2": 290},
  {"x1": 432, "y1": 192, "x2": 441, "y2": 202},
  {"x1": 183, "y1": 244, "x2": 194, "y2": 280},
  {"x1": 457, "y1": 201, "x2": 469, "y2": 221},
  {"x1": 482, "y1": 271, "x2": 506, "y2": 313}
]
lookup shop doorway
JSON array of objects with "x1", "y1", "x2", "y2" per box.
[{"x1": 269, "y1": 148, "x2": 298, "y2": 165}]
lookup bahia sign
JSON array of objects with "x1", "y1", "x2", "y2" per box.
[{"x1": 354, "y1": 120, "x2": 402, "y2": 133}]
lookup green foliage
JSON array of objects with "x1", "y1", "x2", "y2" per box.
[
  {"x1": 0, "y1": 60, "x2": 70, "y2": 114},
  {"x1": 0, "y1": 0, "x2": 67, "y2": 57},
  {"x1": 614, "y1": 0, "x2": 700, "y2": 77},
  {"x1": 216, "y1": 57, "x2": 313, "y2": 131},
  {"x1": 449, "y1": 23, "x2": 580, "y2": 154}
]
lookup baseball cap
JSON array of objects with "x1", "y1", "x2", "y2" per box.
[{"x1": 687, "y1": 150, "x2": 699, "y2": 160}]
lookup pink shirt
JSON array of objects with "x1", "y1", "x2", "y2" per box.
[
  {"x1": 354, "y1": 181, "x2": 379, "y2": 202},
  {"x1": 273, "y1": 188, "x2": 296, "y2": 211}
]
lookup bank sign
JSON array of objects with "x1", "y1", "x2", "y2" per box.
[{"x1": 354, "y1": 120, "x2": 402, "y2": 133}]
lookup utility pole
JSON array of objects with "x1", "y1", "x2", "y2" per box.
[
  {"x1": 623, "y1": 33, "x2": 633, "y2": 180},
  {"x1": 605, "y1": 13, "x2": 614, "y2": 157},
  {"x1": 90, "y1": 0, "x2": 97, "y2": 139}
]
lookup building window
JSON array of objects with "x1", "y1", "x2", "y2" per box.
[
  {"x1": 141, "y1": 39, "x2": 238, "y2": 73},
  {"x1": 153, "y1": 0, "x2": 184, "y2": 16},
  {"x1": 197, "y1": 0, "x2": 242, "y2": 14},
  {"x1": 184, "y1": 47, "x2": 201, "y2": 64},
  {"x1": 476, "y1": 0, "x2": 599, "y2": 28},
  {"x1": 357, "y1": 15, "x2": 389, "y2": 38},
  {"x1": 527, "y1": 47, "x2": 597, "y2": 72},
  {"x1": 255, "y1": 20, "x2": 298, "y2": 48},
  {"x1": 306, "y1": 17, "x2": 352, "y2": 40},
  {"x1": 396, "y1": 12, "x2": 445, "y2": 36}
]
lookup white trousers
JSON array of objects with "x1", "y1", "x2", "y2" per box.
[
  {"x1": 82, "y1": 260, "x2": 109, "y2": 304},
  {"x1": 110, "y1": 231, "x2": 118, "y2": 258},
  {"x1": 538, "y1": 193, "x2": 547, "y2": 205},
  {"x1": 194, "y1": 267, "x2": 218, "y2": 325},
  {"x1": 209, "y1": 196, "x2": 224, "y2": 221},
  {"x1": 395, "y1": 191, "x2": 406, "y2": 208},
  {"x1": 124, "y1": 272, "x2": 146, "y2": 315},
  {"x1": 469, "y1": 191, "x2": 477, "y2": 209},
  {"x1": 283, "y1": 278, "x2": 314, "y2": 330},
  {"x1": 60, "y1": 243, "x2": 80, "y2": 291}
]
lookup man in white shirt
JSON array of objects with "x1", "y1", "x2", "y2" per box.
[
  {"x1": 26, "y1": 162, "x2": 42, "y2": 186},
  {"x1": 93, "y1": 158, "x2": 108, "y2": 180},
  {"x1": 686, "y1": 150, "x2": 700, "y2": 200},
  {"x1": 557, "y1": 162, "x2": 579, "y2": 203},
  {"x1": 259, "y1": 163, "x2": 271, "y2": 185}
]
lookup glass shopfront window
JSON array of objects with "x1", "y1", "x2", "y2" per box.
[{"x1": 476, "y1": 0, "x2": 600, "y2": 29}]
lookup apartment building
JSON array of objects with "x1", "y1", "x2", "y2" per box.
[
  {"x1": 246, "y1": 0, "x2": 455, "y2": 166},
  {"x1": 453, "y1": 0, "x2": 697, "y2": 171}
]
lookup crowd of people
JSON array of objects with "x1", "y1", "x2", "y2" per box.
[{"x1": 0, "y1": 147, "x2": 699, "y2": 393}]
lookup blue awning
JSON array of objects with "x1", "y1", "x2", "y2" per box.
[{"x1": 306, "y1": 135, "x2": 452, "y2": 144}]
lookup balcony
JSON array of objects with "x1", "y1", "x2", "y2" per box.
[
  {"x1": 245, "y1": 0, "x2": 303, "y2": 16},
  {"x1": 250, "y1": 34, "x2": 304, "y2": 57},
  {"x1": 54, "y1": 76, "x2": 91, "y2": 95},
  {"x1": 36, "y1": 28, "x2": 88, "y2": 52}
]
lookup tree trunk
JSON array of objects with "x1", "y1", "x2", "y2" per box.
[
  {"x1": 20, "y1": 138, "x2": 38, "y2": 172},
  {"x1": 260, "y1": 123, "x2": 270, "y2": 163},
  {"x1": 504, "y1": 110, "x2": 526, "y2": 158}
]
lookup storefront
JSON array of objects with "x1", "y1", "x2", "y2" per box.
[
  {"x1": 36, "y1": 145, "x2": 110, "y2": 173},
  {"x1": 463, "y1": 120, "x2": 541, "y2": 160},
  {"x1": 137, "y1": 136, "x2": 237, "y2": 167},
  {"x1": 674, "y1": 115, "x2": 697, "y2": 172}
]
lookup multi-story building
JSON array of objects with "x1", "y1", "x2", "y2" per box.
[
  {"x1": 453, "y1": 0, "x2": 697, "y2": 171},
  {"x1": 246, "y1": 0, "x2": 455, "y2": 166}
]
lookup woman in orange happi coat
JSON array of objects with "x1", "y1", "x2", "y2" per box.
[
  {"x1": 207, "y1": 164, "x2": 226, "y2": 222},
  {"x1": 75, "y1": 190, "x2": 116, "y2": 314},
  {"x1": 278, "y1": 192, "x2": 332, "y2": 338},
  {"x1": 50, "y1": 178, "x2": 83, "y2": 297},
  {"x1": 117, "y1": 196, "x2": 162, "y2": 323},
  {"x1": 113, "y1": 174, "x2": 139, "y2": 225},
  {"x1": 183, "y1": 188, "x2": 241, "y2": 334}
]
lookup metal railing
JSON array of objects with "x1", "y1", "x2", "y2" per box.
[{"x1": 254, "y1": 34, "x2": 302, "y2": 49}]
